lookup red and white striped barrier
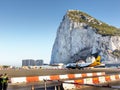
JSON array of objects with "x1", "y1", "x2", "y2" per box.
[
  {"x1": 10, "y1": 72, "x2": 105, "y2": 83},
  {"x1": 63, "y1": 74, "x2": 120, "y2": 90}
]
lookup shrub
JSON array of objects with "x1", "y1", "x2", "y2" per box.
[
  {"x1": 67, "y1": 10, "x2": 120, "y2": 36},
  {"x1": 112, "y1": 49, "x2": 120, "y2": 57}
]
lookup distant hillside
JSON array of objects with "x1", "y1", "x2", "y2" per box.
[{"x1": 67, "y1": 10, "x2": 120, "y2": 36}]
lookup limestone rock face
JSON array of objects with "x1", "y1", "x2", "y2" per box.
[{"x1": 50, "y1": 10, "x2": 120, "y2": 64}]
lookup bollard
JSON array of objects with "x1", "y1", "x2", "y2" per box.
[
  {"x1": 31, "y1": 85, "x2": 34, "y2": 90},
  {"x1": 45, "y1": 81, "x2": 47, "y2": 90},
  {"x1": 55, "y1": 86, "x2": 57, "y2": 90},
  {"x1": 58, "y1": 85, "x2": 60, "y2": 90}
]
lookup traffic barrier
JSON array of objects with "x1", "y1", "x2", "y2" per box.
[
  {"x1": 62, "y1": 80, "x2": 76, "y2": 89},
  {"x1": 67, "y1": 74, "x2": 75, "y2": 79},
  {"x1": 11, "y1": 77, "x2": 26, "y2": 83},
  {"x1": 105, "y1": 76, "x2": 111, "y2": 81},
  {"x1": 59, "y1": 74, "x2": 68, "y2": 79},
  {"x1": 115, "y1": 74, "x2": 119, "y2": 79},
  {"x1": 10, "y1": 72, "x2": 105, "y2": 84},
  {"x1": 50, "y1": 75, "x2": 60, "y2": 80},
  {"x1": 93, "y1": 77, "x2": 99, "y2": 84},
  {"x1": 26, "y1": 76, "x2": 39, "y2": 83},
  {"x1": 63, "y1": 74, "x2": 120, "y2": 90}
]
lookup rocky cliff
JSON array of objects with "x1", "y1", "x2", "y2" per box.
[{"x1": 50, "y1": 10, "x2": 120, "y2": 64}]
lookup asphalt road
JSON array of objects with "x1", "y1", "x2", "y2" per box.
[{"x1": 1, "y1": 68, "x2": 120, "y2": 77}]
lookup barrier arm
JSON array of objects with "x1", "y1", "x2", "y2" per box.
[{"x1": 44, "y1": 79, "x2": 120, "y2": 89}]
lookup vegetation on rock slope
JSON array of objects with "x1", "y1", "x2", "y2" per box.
[
  {"x1": 112, "y1": 49, "x2": 120, "y2": 57},
  {"x1": 67, "y1": 10, "x2": 120, "y2": 36}
]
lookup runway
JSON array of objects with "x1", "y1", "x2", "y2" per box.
[{"x1": 1, "y1": 68, "x2": 120, "y2": 77}]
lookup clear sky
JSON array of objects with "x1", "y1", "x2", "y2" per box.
[{"x1": 0, "y1": 0, "x2": 120, "y2": 66}]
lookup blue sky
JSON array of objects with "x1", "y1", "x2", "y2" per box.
[{"x1": 0, "y1": 0, "x2": 120, "y2": 66}]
